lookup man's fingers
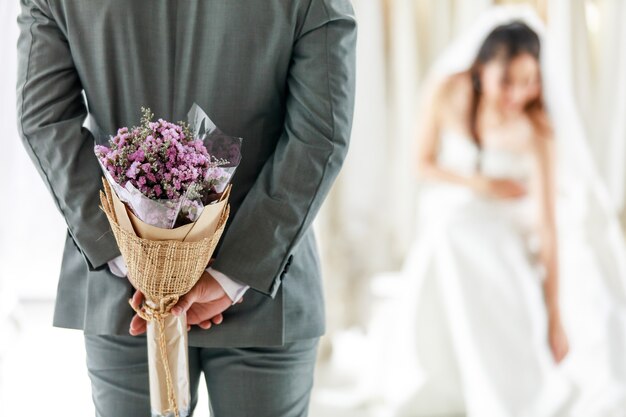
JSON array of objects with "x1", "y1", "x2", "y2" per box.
[
  {"x1": 129, "y1": 290, "x2": 147, "y2": 336},
  {"x1": 211, "y1": 314, "x2": 223, "y2": 325},
  {"x1": 172, "y1": 291, "x2": 196, "y2": 316},
  {"x1": 198, "y1": 320, "x2": 212, "y2": 330},
  {"x1": 129, "y1": 313, "x2": 146, "y2": 336},
  {"x1": 186, "y1": 295, "x2": 232, "y2": 326},
  {"x1": 130, "y1": 290, "x2": 144, "y2": 309}
]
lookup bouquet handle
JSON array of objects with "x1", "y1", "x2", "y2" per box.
[{"x1": 130, "y1": 296, "x2": 182, "y2": 416}]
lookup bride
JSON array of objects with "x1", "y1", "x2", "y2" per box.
[
  {"x1": 417, "y1": 20, "x2": 568, "y2": 360},
  {"x1": 382, "y1": 7, "x2": 626, "y2": 417}
]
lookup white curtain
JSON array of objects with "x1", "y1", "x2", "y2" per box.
[
  {"x1": 317, "y1": 0, "x2": 390, "y2": 332},
  {"x1": 0, "y1": 2, "x2": 66, "y2": 302},
  {"x1": 594, "y1": 0, "x2": 626, "y2": 214},
  {"x1": 0, "y1": 0, "x2": 24, "y2": 400},
  {"x1": 0, "y1": 2, "x2": 20, "y2": 339}
]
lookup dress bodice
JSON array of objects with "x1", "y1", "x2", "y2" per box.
[
  {"x1": 418, "y1": 129, "x2": 538, "y2": 235},
  {"x1": 437, "y1": 129, "x2": 533, "y2": 182}
]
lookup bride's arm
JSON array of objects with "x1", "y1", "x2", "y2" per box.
[
  {"x1": 531, "y1": 118, "x2": 569, "y2": 362},
  {"x1": 414, "y1": 76, "x2": 481, "y2": 189},
  {"x1": 533, "y1": 130, "x2": 560, "y2": 312},
  {"x1": 537, "y1": 138, "x2": 558, "y2": 308}
]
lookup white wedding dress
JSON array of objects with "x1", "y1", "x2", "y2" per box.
[
  {"x1": 379, "y1": 127, "x2": 626, "y2": 417},
  {"x1": 392, "y1": 129, "x2": 574, "y2": 417}
]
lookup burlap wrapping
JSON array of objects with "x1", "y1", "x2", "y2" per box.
[
  {"x1": 99, "y1": 179, "x2": 229, "y2": 303},
  {"x1": 99, "y1": 178, "x2": 230, "y2": 417}
]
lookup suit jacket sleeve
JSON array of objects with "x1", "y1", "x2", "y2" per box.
[
  {"x1": 16, "y1": 0, "x2": 120, "y2": 270},
  {"x1": 211, "y1": 0, "x2": 357, "y2": 297}
]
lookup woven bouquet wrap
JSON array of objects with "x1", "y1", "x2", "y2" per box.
[
  {"x1": 93, "y1": 103, "x2": 242, "y2": 417},
  {"x1": 100, "y1": 179, "x2": 230, "y2": 417}
]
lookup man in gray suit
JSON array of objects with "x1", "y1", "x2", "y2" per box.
[{"x1": 16, "y1": 0, "x2": 356, "y2": 415}]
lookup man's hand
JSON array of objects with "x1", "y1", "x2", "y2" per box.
[{"x1": 129, "y1": 271, "x2": 241, "y2": 336}]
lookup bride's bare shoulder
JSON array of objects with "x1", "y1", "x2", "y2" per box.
[
  {"x1": 521, "y1": 109, "x2": 555, "y2": 159},
  {"x1": 432, "y1": 72, "x2": 473, "y2": 103},
  {"x1": 522, "y1": 108, "x2": 554, "y2": 147},
  {"x1": 529, "y1": 108, "x2": 554, "y2": 140},
  {"x1": 425, "y1": 71, "x2": 473, "y2": 118}
]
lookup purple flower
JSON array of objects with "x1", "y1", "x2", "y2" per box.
[
  {"x1": 93, "y1": 106, "x2": 230, "y2": 214},
  {"x1": 129, "y1": 149, "x2": 145, "y2": 162},
  {"x1": 126, "y1": 161, "x2": 141, "y2": 179}
]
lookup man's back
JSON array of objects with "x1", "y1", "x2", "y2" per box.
[
  {"x1": 17, "y1": 0, "x2": 356, "y2": 348},
  {"x1": 17, "y1": 0, "x2": 356, "y2": 413},
  {"x1": 54, "y1": 0, "x2": 313, "y2": 213}
]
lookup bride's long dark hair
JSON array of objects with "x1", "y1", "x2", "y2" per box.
[{"x1": 469, "y1": 21, "x2": 544, "y2": 146}]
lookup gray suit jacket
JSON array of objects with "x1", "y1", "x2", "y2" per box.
[{"x1": 16, "y1": 0, "x2": 356, "y2": 347}]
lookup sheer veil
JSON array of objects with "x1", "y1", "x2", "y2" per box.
[{"x1": 419, "y1": 4, "x2": 626, "y2": 411}]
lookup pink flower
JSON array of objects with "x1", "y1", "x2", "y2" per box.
[
  {"x1": 94, "y1": 106, "x2": 232, "y2": 215},
  {"x1": 129, "y1": 149, "x2": 145, "y2": 162},
  {"x1": 126, "y1": 161, "x2": 141, "y2": 179}
]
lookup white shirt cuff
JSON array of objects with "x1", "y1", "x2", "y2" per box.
[
  {"x1": 107, "y1": 255, "x2": 127, "y2": 278},
  {"x1": 207, "y1": 267, "x2": 249, "y2": 304}
]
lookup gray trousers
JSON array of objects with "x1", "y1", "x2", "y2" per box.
[{"x1": 84, "y1": 334, "x2": 319, "y2": 417}]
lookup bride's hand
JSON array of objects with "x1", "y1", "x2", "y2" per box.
[
  {"x1": 473, "y1": 176, "x2": 527, "y2": 199},
  {"x1": 548, "y1": 314, "x2": 569, "y2": 363}
]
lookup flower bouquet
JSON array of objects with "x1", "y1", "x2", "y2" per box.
[{"x1": 95, "y1": 103, "x2": 242, "y2": 417}]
